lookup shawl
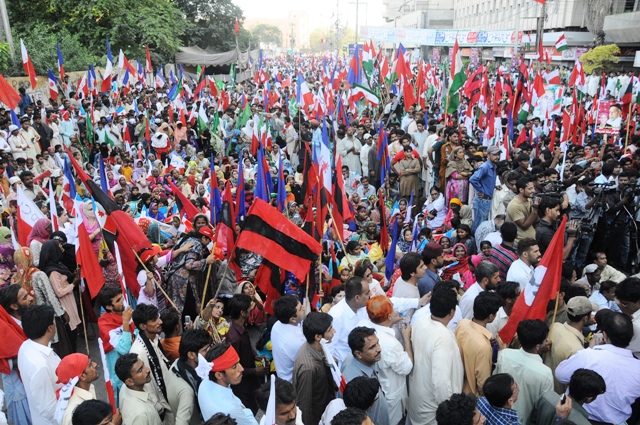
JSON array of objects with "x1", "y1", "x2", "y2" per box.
[
  {"x1": 445, "y1": 156, "x2": 474, "y2": 179},
  {"x1": 442, "y1": 243, "x2": 470, "y2": 281},
  {"x1": 26, "y1": 218, "x2": 51, "y2": 247},
  {"x1": 80, "y1": 201, "x2": 100, "y2": 235}
]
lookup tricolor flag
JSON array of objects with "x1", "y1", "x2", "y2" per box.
[
  {"x1": 448, "y1": 37, "x2": 467, "y2": 113},
  {"x1": 555, "y1": 33, "x2": 568, "y2": 52},
  {"x1": 101, "y1": 37, "x2": 113, "y2": 93},
  {"x1": 499, "y1": 215, "x2": 566, "y2": 343},
  {"x1": 155, "y1": 69, "x2": 166, "y2": 88},
  {"x1": 16, "y1": 185, "x2": 47, "y2": 247},
  {"x1": 296, "y1": 73, "x2": 314, "y2": 111},
  {"x1": 56, "y1": 43, "x2": 66, "y2": 81},
  {"x1": 48, "y1": 180, "x2": 59, "y2": 232},
  {"x1": 47, "y1": 70, "x2": 59, "y2": 101},
  {"x1": 98, "y1": 338, "x2": 117, "y2": 414},
  {"x1": 20, "y1": 39, "x2": 37, "y2": 89},
  {"x1": 350, "y1": 84, "x2": 379, "y2": 107}
]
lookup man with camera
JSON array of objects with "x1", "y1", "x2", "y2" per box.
[
  {"x1": 569, "y1": 177, "x2": 601, "y2": 270},
  {"x1": 605, "y1": 170, "x2": 635, "y2": 271},
  {"x1": 535, "y1": 196, "x2": 579, "y2": 260}
]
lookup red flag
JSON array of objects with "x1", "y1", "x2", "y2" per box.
[
  {"x1": 0, "y1": 74, "x2": 20, "y2": 110},
  {"x1": 76, "y1": 202, "x2": 106, "y2": 299},
  {"x1": 234, "y1": 17, "x2": 240, "y2": 35},
  {"x1": 379, "y1": 190, "x2": 389, "y2": 254},
  {"x1": 145, "y1": 45, "x2": 152, "y2": 72},
  {"x1": 169, "y1": 181, "x2": 200, "y2": 221},
  {"x1": 0, "y1": 305, "x2": 27, "y2": 375},
  {"x1": 499, "y1": 215, "x2": 566, "y2": 343}
]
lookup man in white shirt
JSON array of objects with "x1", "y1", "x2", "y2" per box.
[
  {"x1": 328, "y1": 277, "x2": 427, "y2": 366},
  {"x1": 506, "y1": 238, "x2": 542, "y2": 290},
  {"x1": 589, "y1": 280, "x2": 620, "y2": 312},
  {"x1": 17, "y1": 304, "x2": 61, "y2": 425},
  {"x1": 271, "y1": 295, "x2": 306, "y2": 383},
  {"x1": 614, "y1": 278, "x2": 640, "y2": 358},
  {"x1": 556, "y1": 312, "x2": 640, "y2": 424},
  {"x1": 356, "y1": 176, "x2": 376, "y2": 200},
  {"x1": 360, "y1": 134, "x2": 373, "y2": 177},
  {"x1": 459, "y1": 261, "x2": 501, "y2": 320},
  {"x1": 408, "y1": 286, "x2": 463, "y2": 425}
]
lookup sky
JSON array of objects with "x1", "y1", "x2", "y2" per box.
[{"x1": 235, "y1": 0, "x2": 387, "y2": 30}]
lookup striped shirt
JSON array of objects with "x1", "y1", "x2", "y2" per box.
[
  {"x1": 476, "y1": 397, "x2": 520, "y2": 425},
  {"x1": 488, "y1": 244, "x2": 518, "y2": 282}
]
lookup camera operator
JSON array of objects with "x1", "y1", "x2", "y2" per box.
[
  {"x1": 604, "y1": 170, "x2": 634, "y2": 271},
  {"x1": 535, "y1": 195, "x2": 578, "y2": 259},
  {"x1": 569, "y1": 177, "x2": 602, "y2": 270}
]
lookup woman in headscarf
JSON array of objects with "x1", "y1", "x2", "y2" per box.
[
  {"x1": 194, "y1": 298, "x2": 229, "y2": 343},
  {"x1": 445, "y1": 146, "x2": 474, "y2": 204},
  {"x1": 241, "y1": 120, "x2": 254, "y2": 145},
  {"x1": 164, "y1": 227, "x2": 216, "y2": 319},
  {"x1": 0, "y1": 227, "x2": 11, "y2": 243},
  {"x1": 147, "y1": 202, "x2": 166, "y2": 222},
  {"x1": 236, "y1": 281, "x2": 266, "y2": 327},
  {"x1": 423, "y1": 187, "x2": 447, "y2": 230},
  {"x1": 0, "y1": 242, "x2": 15, "y2": 288},
  {"x1": 442, "y1": 242, "x2": 470, "y2": 281},
  {"x1": 106, "y1": 170, "x2": 118, "y2": 188},
  {"x1": 80, "y1": 201, "x2": 120, "y2": 288},
  {"x1": 396, "y1": 227, "x2": 414, "y2": 253},
  {"x1": 39, "y1": 240, "x2": 80, "y2": 353},
  {"x1": 136, "y1": 242, "x2": 193, "y2": 313},
  {"x1": 340, "y1": 240, "x2": 367, "y2": 269},
  {"x1": 132, "y1": 160, "x2": 146, "y2": 183},
  {"x1": 110, "y1": 176, "x2": 132, "y2": 198},
  {"x1": 147, "y1": 221, "x2": 171, "y2": 248},
  {"x1": 27, "y1": 217, "x2": 52, "y2": 267},
  {"x1": 12, "y1": 247, "x2": 70, "y2": 348}
]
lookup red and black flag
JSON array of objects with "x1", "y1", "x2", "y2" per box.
[
  {"x1": 169, "y1": 180, "x2": 200, "y2": 221},
  {"x1": 332, "y1": 155, "x2": 353, "y2": 242},
  {"x1": 215, "y1": 181, "x2": 242, "y2": 280},
  {"x1": 236, "y1": 198, "x2": 322, "y2": 281},
  {"x1": 254, "y1": 259, "x2": 285, "y2": 315},
  {"x1": 378, "y1": 189, "x2": 389, "y2": 254}
]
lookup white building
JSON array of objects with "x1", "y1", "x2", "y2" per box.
[{"x1": 382, "y1": 0, "x2": 454, "y2": 29}]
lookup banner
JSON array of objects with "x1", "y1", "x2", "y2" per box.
[
  {"x1": 533, "y1": 85, "x2": 563, "y2": 120},
  {"x1": 596, "y1": 100, "x2": 623, "y2": 135},
  {"x1": 360, "y1": 26, "x2": 522, "y2": 47}
]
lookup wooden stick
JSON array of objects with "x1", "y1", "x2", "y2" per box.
[
  {"x1": 131, "y1": 248, "x2": 179, "y2": 311},
  {"x1": 548, "y1": 291, "x2": 561, "y2": 339},
  {"x1": 79, "y1": 282, "x2": 90, "y2": 355},
  {"x1": 317, "y1": 250, "x2": 323, "y2": 306},
  {"x1": 327, "y1": 207, "x2": 349, "y2": 256},
  {"x1": 200, "y1": 242, "x2": 216, "y2": 314}
]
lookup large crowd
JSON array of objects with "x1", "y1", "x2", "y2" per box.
[{"x1": 0, "y1": 51, "x2": 638, "y2": 425}]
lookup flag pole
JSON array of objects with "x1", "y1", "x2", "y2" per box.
[
  {"x1": 79, "y1": 278, "x2": 90, "y2": 355},
  {"x1": 200, "y1": 242, "x2": 216, "y2": 313},
  {"x1": 548, "y1": 291, "x2": 561, "y2": 339},
  {"x1": 624, "y1": 101, "x2": 633, "y2": 149},
  {"x1": 131, "y1": 248, "x2": 179, "y2": 311},
  {"x1": 210, "y1": 248, "x2": 237, "y2": 303}
]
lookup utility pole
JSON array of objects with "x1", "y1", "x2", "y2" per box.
[
  {"x1": 355, "y1": 0, "x2": 359, "y2": 44},
  {"x1": 0, "y1": 0, "x2": 13, "y2": 59},
  {"x1": 536, "y1": 0, "x2": 546, "y2": 61}
]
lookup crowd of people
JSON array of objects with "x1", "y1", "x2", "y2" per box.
[{"x1": 0, "y1": 51, "x2": 638, "y2": 425}]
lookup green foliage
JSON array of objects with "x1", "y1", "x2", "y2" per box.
[
  {"x1": 12, "y1": 25, "x2": 98, "y2": 76},
  {"x1": 172, "y1": 0, "x2": 256, "y2": 51},
  {"x1": 251, "y1": 24, "x2": 282, "y2": 46},
  {"x1": 7, "y1": 0, "x2": 186, "y2": 72},
  {"x1": 579, "y1": 44, "x2": 620, "y2": 73},
  {"x1": 0, "y1": 42, "x2": 13, "y2": 75}
]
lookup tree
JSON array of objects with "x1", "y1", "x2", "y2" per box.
[
  {"x1": 585, "y1": 0, "x2": 613, "y2": 46},
  {"x1": 579, "y1": 44, "x2": 620, "y2": 73},
  {"x1": 251, "y1": 24, "x2": 282, "y2": 46},
  {"x1": 171, "y1": 0, "x2": 257, "y2": 51}
]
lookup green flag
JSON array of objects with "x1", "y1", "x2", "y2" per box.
[
  {"x1": 230, "y1": 64, "x2": 236, "y2": 87},
  {"x1": 105, "y1": 131, "x2": 116, "y2": 147},
  {"x1": 86, "y1": 113, "x2": 94, "y2": 143}
]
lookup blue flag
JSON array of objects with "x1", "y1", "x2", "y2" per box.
[
  {"x1": 236, "y1": 156, "x2": 246, "y2": 221},
  {"x1": 99, "y1": 155, "x2": 109, "y2": 194},
  {"x1": 276, "y1": 155, "x2": 286, "y2": 212},
  {"x1": 385, "y1": 219, "x2": 400, "y2": 281}
]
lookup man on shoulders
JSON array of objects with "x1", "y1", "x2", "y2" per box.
[
  {"x1": 470, "y1": 145, "x2": 501, "y2": 233},
  {"x1": 488, "y1": 222, "x2": 519, "y2": 282}
]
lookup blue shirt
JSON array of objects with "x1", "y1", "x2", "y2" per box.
[
  {"x1": 470, "y1": 160, "x2": 497, "y2": 197},
  {"x1": 417, "y1": 269, "x2": 439, "y2": 297},
  {"x1": 198, "y1": 379, "x2": 258, "y2": 425},
  {"x1": 477, "y1": 397, "x2": 520, "y2": 425}
]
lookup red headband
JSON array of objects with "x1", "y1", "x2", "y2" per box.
[{"x1": 211, "y1": 346, "x2": 240, "y2": 372}]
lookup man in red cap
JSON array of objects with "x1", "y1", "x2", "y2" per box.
[
  {"x1": 55, "y1": 353, "x2": 105, "y2": 425},
  {"x1": 198, "y1": 343, "x2": 258, "y2": 425}
]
